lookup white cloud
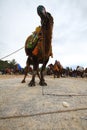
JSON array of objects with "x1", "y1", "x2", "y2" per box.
[{"x1": 0, "y1": 0, "x2": 87, "y2": 68}]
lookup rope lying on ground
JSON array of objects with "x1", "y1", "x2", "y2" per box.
[
  {"x1": 0, "y1": 46, "x2": 24, "y2": 60},
  {"x1": 0, "y1": 107, "x2": 87, "y2": 120},
  {"x1": 44, "y1": 93, "x2": 87, "y2": 96}
]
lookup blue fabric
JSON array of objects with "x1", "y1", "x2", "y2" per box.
[{"x1": 17, "y1": 64, "x2": 22, "y2": 71}]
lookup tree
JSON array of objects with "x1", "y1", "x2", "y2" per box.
[
  {"x1": 10, "y1": 59, "x2": 16, "y2": 66},
  {"x1": 0, "y1": 59, "x2": 17, "y2": 71}
]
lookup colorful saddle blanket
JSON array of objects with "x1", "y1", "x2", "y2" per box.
[
  {"x1": 25, "y1": 26, "x2": 44, "y2": 56},
  {"x1": 27, "y1": 33, "x2": 39, "y2": 49},
  {"x1": 25, "y1": 26, "x2": 53, "y2": 58},
  {"x1": 26, "y1": 26, "x2": 42, "y2": 49}
]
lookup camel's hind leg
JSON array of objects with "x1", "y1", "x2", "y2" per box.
[
  {"x1": 21, "y1": 57, "x2": 31, "y2": 83},
  {"x1": 21, "y1": 65, "x2": 29, "y2": 83}
]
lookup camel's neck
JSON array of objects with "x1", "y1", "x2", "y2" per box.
[{"x1": 41, "y1": 13, "x2": 53, "y2": 57}]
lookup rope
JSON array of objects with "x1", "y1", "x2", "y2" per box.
[
  {"x1": 0, "y1": 107, "x2": 87, "y2": 120},
  {"x1": 0, "y1": 46, "x2": 24, "y2": 60},
  {"x1": 44, "y1": 93, "x2": 87, "y2": 96}
]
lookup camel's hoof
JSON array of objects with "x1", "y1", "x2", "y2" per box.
[
  {"x1": 28, "y1": 80, "x2": 35, "y2": 87},
  {"x1": 39, "y1": 81, "x2": 47, "y2": 86},
  {"x1": 21, "y1": 80, "x2": 26, "y2": 83}
]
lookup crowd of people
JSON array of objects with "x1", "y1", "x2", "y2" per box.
[
  {"x1": 46, "y1": 60, "x2": 87, "y2": 78},
  {"x1": 0, "y1": 60, "x2": 87, "y2": 78},
  {"x1": 0, "y1": 64, "x2": 24, "y2": 75}
]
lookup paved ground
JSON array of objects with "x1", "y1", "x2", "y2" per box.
[{"x1": 0, "y1": 75, "x2": 87, "y2": 130}]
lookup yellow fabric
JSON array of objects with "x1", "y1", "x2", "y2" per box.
[{"x1": 35, "y1": 26, "x2": 41, "y2": 33}]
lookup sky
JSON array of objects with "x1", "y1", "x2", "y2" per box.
[{"x1": 0, "y1": 0, "x2": 87, "y2": 69}]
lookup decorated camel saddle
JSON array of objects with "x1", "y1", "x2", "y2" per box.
[{"x1": 25, "y1": 26, "x2": 53, "y2": 58}]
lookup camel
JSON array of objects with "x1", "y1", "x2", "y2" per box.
[
  {"x1": 47, "y1": 61, "x2": 63, "y2": 78},
  {"x1": 21, "y1": 5, "x2": 54, "y2": 86}
]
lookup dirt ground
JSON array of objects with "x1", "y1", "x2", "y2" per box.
[{"x1": 0, "y1": 75, "x2": 87, "y2": 130}]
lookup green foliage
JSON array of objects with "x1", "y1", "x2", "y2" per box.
[{"x1": 0, "y1": 59, "x2": 17, "y2": 71}]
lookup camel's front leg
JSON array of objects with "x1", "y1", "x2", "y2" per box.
[
  {"x1": 28, "y1": 60, "x2": 38, "y2": 87},
  {"x1": 28, "y1": 70, "x2": 37, "y2": 86},
  {"x1": 39, "y1": 59, "x2": 49, "y2": 86}
]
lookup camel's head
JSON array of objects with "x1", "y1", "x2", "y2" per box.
[{"x1": 37, "y1": 5, "x2": 46, "y2": 18}]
